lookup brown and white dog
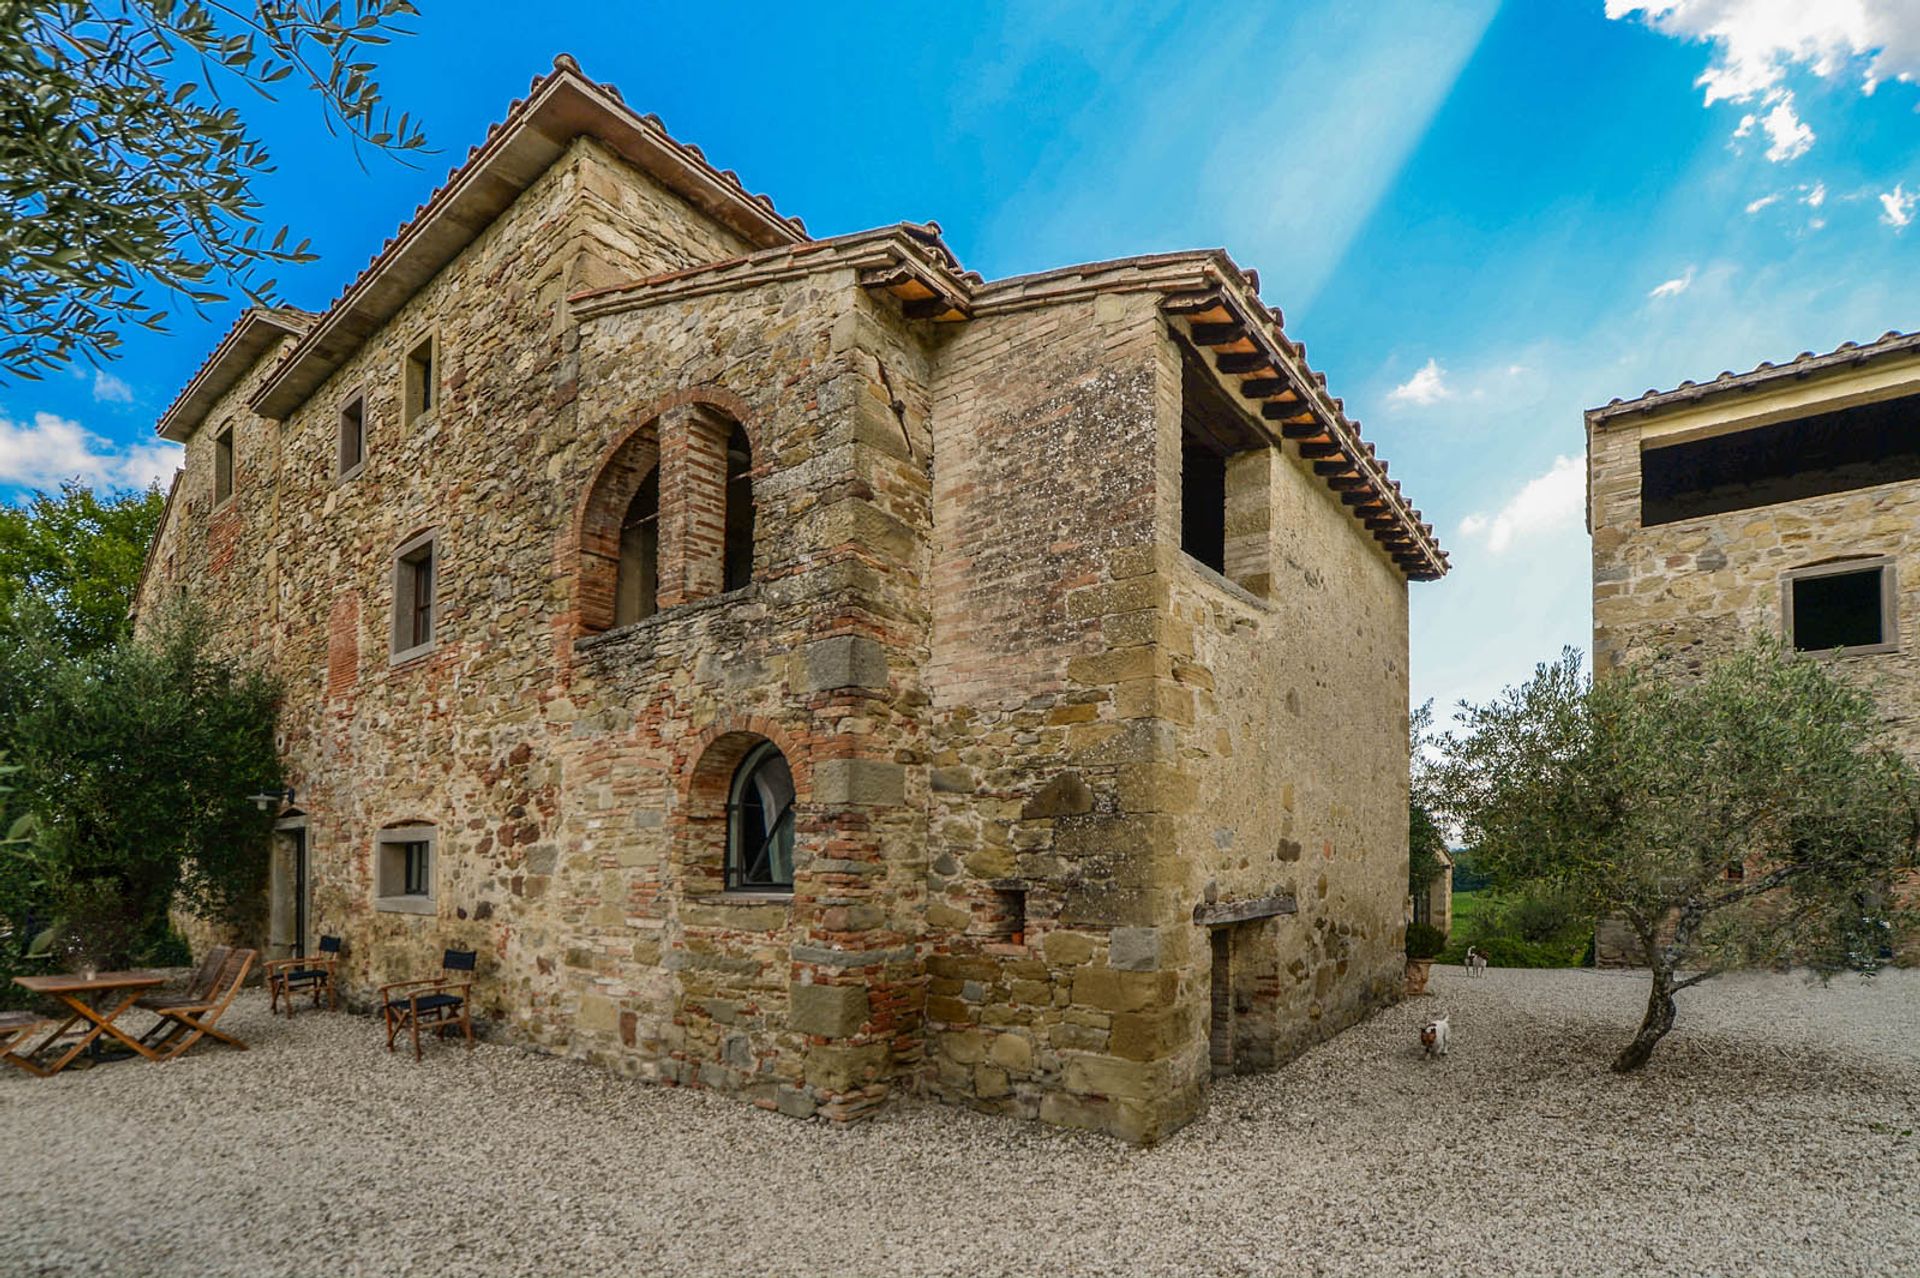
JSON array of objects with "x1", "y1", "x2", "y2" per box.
[
  {"x1": 1465, "y1": 946, "x2": 1488, "y2": 978},
  {"x1": 1420, "y1": 1016, "x2": 1450, "y2": 1059}
]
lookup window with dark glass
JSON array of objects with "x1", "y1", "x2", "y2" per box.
[
  {"x1": 402, "y1": 841, "x2": 430, "y2": 895},
  {"x1": 392, "y1": 532, "x2": 436, "y2": 658},
  {"x1": 727, "y1": 741, "x2": 795, "y2": 891}
]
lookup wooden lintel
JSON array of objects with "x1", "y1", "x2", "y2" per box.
[
  {"x1": 1238, "y1": 377, "x2": 1287, "y2": 398},
  {"x1": 902, "y1": 296, "x2": 968, "y2": 321},
  {"x1": 1164, "y1": 291, "x2": 1225, "y2": 315},
  {"x1": 1214, "y1": 352, "x2": 1272, "y2": 375},
  {"x1": 1189, "y1": 322, "x2": 1246, "y2": 346},
  {"x1": 858, "y1": 265, "x2": 914, "y2": 291},
  {"x1": 1193, "y1": 894, "x2": 1298, "y2": 926}
]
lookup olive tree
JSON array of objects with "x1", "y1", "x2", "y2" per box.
[
  {"x1": 1, "y1": 0, "x2": 426, "y2": 379},
  {"x1": 0, "y1": 602, "x2": 281, "y2": 970},
  {"x1": 1437, "y1": 640, "x2": 1918, "y2": 1072}
]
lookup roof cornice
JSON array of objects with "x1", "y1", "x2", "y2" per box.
[
  {"x1": 1587, "y1": 327, "x2": 1920, "y2": 425},
  {"x1": 248, "y1": 54, "x2": 807, "y2": 421},
  {"x1": 154, "y1": 307, "x2": 314, "y2": 442}
]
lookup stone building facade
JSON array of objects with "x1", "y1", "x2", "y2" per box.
[
  {"x1": 1588, "y1": 330, "x2": 1920, "y2": 964},
  {"x1": 136, "y1": 57, "x2": 1447, "y2": 1143}
]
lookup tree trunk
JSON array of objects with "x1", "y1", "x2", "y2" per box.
[{"x1": 1612, "y1": 967, "x2": 1677, "y2": 1073}]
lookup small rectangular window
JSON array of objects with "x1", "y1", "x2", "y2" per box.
[
  {"x1": 375, "y1": 826, "x2": 435, "y2": 913},
  {"x1": 1786, "y1": 561, "x2": 1896, "y2": 654},
  {"x1": 339, "y1": 395, "x2": 365, "y2": 477},
  {"x1": 404, "y1": 335, "x2": 436, "y2": 428},
  {"x1": 214, "y1": 428, "x2": 234, "y2": 505},
  {"x1": 392, "y1": 532, "x2": 437, "y2": 660}
]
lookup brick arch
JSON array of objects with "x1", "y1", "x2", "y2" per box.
[
  {"x1": 566, "y1": 385, "x2": 768, "y2": 637},
  {"x1": 571, "y1": 418, "x2": 661, "y2": 634},
  {"x1": 675, "y1": 716, "x2": 811, "y2": 896}
]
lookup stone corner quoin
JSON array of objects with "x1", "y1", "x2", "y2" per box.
[{"x1": 136, "y1": 54, "x2": 1445, "y2": 1144}]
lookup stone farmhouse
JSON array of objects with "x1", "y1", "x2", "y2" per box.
[
  {"x1": 135, "y1": 56, "x2": 1448, "y2": 1144},
  {"x1": 1588, "y1": 331, "x2": 1920, "y2": 963}
]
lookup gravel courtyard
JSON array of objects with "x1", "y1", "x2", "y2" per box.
[{"x1": 1, "y1": 966, "x2": 1915, "y2": 1278}]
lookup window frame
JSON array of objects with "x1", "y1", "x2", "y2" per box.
[
  {"x1": 1781, "y1": 556, "x2": 1900, "y2": 657},
  {"x1": 374, "y1": 824, "x2": 436, "y2": 914},
  {"x1": 725, "y1": 740, "x2": 796, "y2": 894},
  {"x1": 213, "y1": 426, "x2": 235, "y2": 508},
  {"x1": 390, "y1": 529, "x2": 438, "y2": 664},
  {"x1": 402, "y1": 330, "x2": 439, "y2": 431},
  {"x1": 338, "y1": 390, "x2": 367, "y2": 481}
]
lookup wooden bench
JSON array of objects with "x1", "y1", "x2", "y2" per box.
[{"x1": 0, "y1": 1009, "x2": 61, "y2": 1078}]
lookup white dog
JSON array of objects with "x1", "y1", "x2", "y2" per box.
[
  {"x1": 1420, "y1": 1016, "x2": 1450, "y2": 1059},
  {"x1": 1465, "y1": 946, "x2": 1488, "y2": 978}
]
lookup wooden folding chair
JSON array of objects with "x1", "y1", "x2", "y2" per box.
[
  {"x1": 263, "y1": 936, "x2": 342, "y2": 1017},
  {"x1": 381, "y1": 948, "x2": 476, "y2": 1060},
  {"x1": 136, "y1": 945, "x2": 230, "y2": 1034},
  {"x1": 146, "y1": 947, "x2": 255, "y2": 1061},
  {"x1": 0, "y1": 1010, "x2": 60, "y2": 1077}
]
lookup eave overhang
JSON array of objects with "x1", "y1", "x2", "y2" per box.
[
  {"x1": 249, "y1": 54, "x2": 807, "y2": 421},
  {"x1": 154, "y1": 307, "x2": 314, "y2": 442}
]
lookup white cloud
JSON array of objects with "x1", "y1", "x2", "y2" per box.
[
  {"x1": 1880, "y1": 183, "x2": 1917, "y2": 228},
  {"x1": 1607, "y1": 2, "x2": 1920, "y2": 99},
  {"x1": 91, "y1": 370, "x2": 133, "y2": 404},
  {"x1": 1608, "y1": 2, "x2": 1920, "y2": 155},
  {"x1": 1648, "y1": 266, "x2": 1696, "y2": 298},
  {"x1": 1456, "y1": 455, "x2": 1585, "y2": 554},
  {"x1": 1803, "y1": 180, "x2": 1827, "y2": 207},
  {"x1": 1744, "y1": 191, "x2": 1783, "y2": 213},
  {"x1": 1388, "y1": 357, "x2": 1452, "y2": 405},
  {"x1": 0, "y1": 410, "x2": 181, "y2": 492}
]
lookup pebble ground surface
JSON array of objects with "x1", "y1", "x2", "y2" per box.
[{"x1": 1, "y1": 966, "x2": 1914, "y2": 1278}]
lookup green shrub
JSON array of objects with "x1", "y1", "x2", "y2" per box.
[{"x1": 1405, "y1": 921, "x2": 1447, "y2": 960}]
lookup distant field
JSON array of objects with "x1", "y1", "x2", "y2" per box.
[{"x1": 1437, "y1": 889, "x2": 1590, "y2": 969}]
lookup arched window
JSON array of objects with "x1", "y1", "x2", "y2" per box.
[
  {"x1": 723, "y1": 421, "x2": 755, "y2": 592},
  {"x1": 615, "y1": 465, "x2": 659, "y2": 626},
  {"x1": 727, "y1": 741, "x2": 794, "y2": 891}
]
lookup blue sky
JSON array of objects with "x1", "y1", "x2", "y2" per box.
[{"x1": 9, "y1": 1, "x2": 1920, "y2": 717}]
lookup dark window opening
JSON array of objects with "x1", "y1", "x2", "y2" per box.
[
  {"x1": 214, "y1": 428, "x2": 234, "y2": 504},
  {"x1": 1641, "y1": 394, "x2": 1920, "y2": 526},
  {"x1": 727, "y1": 741, "x2": 795, "y2": 891},
  {"x1": 1412, "y1": 889, "x2": 1432, "y2": 926},
  {"x1": 1177, "y1": 340, "x2": 1264, "y2": 577},
  {"x1": 615, "y1": 467, "x2": 659, "y2": 626},
  {"x1": 339, "y1": 395, "x2": 365, "y2": 476},
  {"x1": 1789, "y1": 565, "x2": 1888, "y2": 652},
  {"x1": 1183, "y1": 446, "x2": 1227, "y2": 572},
  {"x1": 723, "y1": 423, "x2": 755, "y2": 592},
  {"x1": 987, "y1": 885, "x2": 1028, "y2": 945}
]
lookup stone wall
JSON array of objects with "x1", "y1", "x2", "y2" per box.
[
  {"x1": 141, "y1": 124, "x2": 1423, "y2": 1142},
  {"x1": 1591, "y1": 393, "x2": 1920, "y2": 755}
]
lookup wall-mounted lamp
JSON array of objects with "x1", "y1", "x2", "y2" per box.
[{"x1": 248, "y1": 787, "x2": 296, "y2": 811}]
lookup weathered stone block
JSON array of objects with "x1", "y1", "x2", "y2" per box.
[
  {"x1": 1107, "y1": 927, "x2": 1160, "y2": 971},
  {"x1": 812, "y1": 758, "x2": 907, "y2": 807},
  {"x1": 799, "y1": 634, "x2": 890, "y2": 692},
  {"x1": 789, "y1": 982, "x2": 869, "y2": 1038}
]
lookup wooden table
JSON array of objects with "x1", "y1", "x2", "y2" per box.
[{"x1": 11, "y1": 971, "x2": 168, "y2": 1076}]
